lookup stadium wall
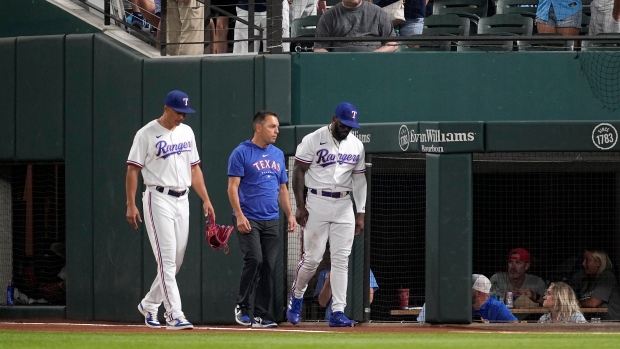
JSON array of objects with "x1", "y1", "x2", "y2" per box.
[{"x1": 1, "y1": 31, "x2": 620, "y2": 324}]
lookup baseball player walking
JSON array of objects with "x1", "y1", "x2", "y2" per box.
[
  {"x1": 286, "y1": 102, "x2": 367, "y2": 327},
  {"x1": 126, "y1": 90, "x2": 215, "y2": 330},
  {"x1": 228, "y1": 111, "x2": 297, "y2": 328}
]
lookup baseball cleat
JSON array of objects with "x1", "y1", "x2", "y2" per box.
[
  {"x1": 328, "y1": 311, "x2": 356, "y2": 327},
  {"x1": 166, "y1": 315, "x2": 193, "y2": 330},
  {"x1": 252, "y1": 316, "x2": 278, "y2": 328},
  {"x1": 286, "y1": 296, "x2": 303, "y2": 325},
  {"x1": 137, "y1": 303, "x2": 161, "y2": 328},
  {"x1": 235, "y1": 305, "x2": 251, "y2": 326}
]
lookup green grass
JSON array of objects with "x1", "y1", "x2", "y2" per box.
[{"x1": 1, "y1": 330, "x2": 620, "y2": 349}]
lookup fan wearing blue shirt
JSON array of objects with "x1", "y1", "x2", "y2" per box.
[{"x1": 417, "y1": 274, "x2": 518, "y2": 323}]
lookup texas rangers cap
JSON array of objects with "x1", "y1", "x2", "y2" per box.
[
  {"x1": 334, "y1": 102, "x2": 360, "y2": 129},
  {"x1": 472, "y1": 274, "x2": 491, "y2": 294},
  {"x1": 165, "y1": 90, "x2": 195, "y2": 114},
  {"x1": 508, "y1": 248, "x2": 530, "y2": 263}
]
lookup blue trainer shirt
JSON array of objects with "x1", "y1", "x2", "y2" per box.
[{"x1": 227, "y1": 140, "x2": 288, "y2": 220}]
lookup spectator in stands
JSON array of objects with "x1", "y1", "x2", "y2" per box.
[
  {"x1": 589, "y1": 0, "x2": 620, "y2": 35},
  {"x1": 233, "y1": 0, "x2": 291, "y2": 53},
  {"x1": 539, "y1": 282, "x2": 586, "y2": 323},
  {"x1": 393, "y1": 0, "x2": 427, "y2": 37},
  {"x1": 313, "y1": 0, "x2": 398, "y2": 52},
  {"x1": 490, "y1": 248, "x2": 548, "y2": 308},
  {"x1": 571, "y1": 249, "x2": 620, "y2": 320},
  {"x1": 128, "y1": 1, "x2": 158, "y2": 30},
  {"x1": 417, "y1": 274, "x2": 518, "y2": 323},
  {"x1": 207, "y1": 0, "x2": 237, "y2": 53},
  {"x1": 129, "y1": 0, "x2": 162, "y2": 49},
  {"x1": 165, "y1": 0, "x2": 205, "y2": 55},
  {"x1": 535, "y1": 0, "x2": 582, "y2": 36},
  {"x1": 313, "y1": 248, "x2": 379, "y2": 320}
]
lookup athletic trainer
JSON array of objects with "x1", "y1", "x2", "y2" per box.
[{"x1": 228, "y1": 110, "x2": 297, "y2": 328}]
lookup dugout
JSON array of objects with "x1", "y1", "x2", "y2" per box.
[{"x1": 2, "y1": 1, "x2": 620, "y2": 324}]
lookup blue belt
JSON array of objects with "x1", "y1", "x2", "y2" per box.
[
  {"x1": 156, "y1": 186, "x2": 187, "y2": 197},
  {"x1": 309, "y1": 189, "x2": 349, "y2": 198}
]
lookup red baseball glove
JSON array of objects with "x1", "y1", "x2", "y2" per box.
[{"x1": 205, "y1": 214, "x2": 234, "y2": 254}]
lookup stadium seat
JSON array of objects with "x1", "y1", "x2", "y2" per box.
[
  {"x1": 477, "y1": 14, "x2": 533, "y2": 36},
  {"x1": 400, "y1": 14, "x2": 471, "y2": 51},
  {"x1": 292, "y1": 15, "x2": 321, "y2": 38},
  {"x1": 432, "y1": 0, "x2": 489, "y2": 20},
  {"x1": 457, "y1": 14, "x2": 533, "y2": 51},
  {"x1": 424, "y1": 14, "x2": 472, "y2": 36},
  {"x1": 291, "y1": 15, "x2": 321, "y2": 51},
  {"x1": 495, "y1": 0, "x2": 538, "y2": 19}
]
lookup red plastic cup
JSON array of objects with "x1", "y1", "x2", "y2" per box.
[{"x1": 398, "y1": 289, "x2": 410, "y2": 309}]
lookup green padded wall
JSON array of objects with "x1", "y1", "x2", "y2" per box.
[
  {"x1": 260, "y1": 55, "x2": 292, "y2": 126},
  {"x1": 142, "y1": 57, "x2": 204, "y2": 323},
  {"x1": 92, "y1": 34, "x2": 144, "y2": 321},
  {"x1": 0, "y1": 38, "x2": 16, "y2": 160},
  {"x1": 16, "y1": 36, "x2": 65, "y2": 161},
  {"x1": 425, "y1": 153, "x2": 473, "y2": 324},
  {"x1": 201, "y1": 56, "x2": 255, "y2": 324},
  {"x1": 65, "y1": 33, "x2": 95, "y2": 320},
  {"x1": 291, "y1": 52, "x2": 620, "y2": 125}
]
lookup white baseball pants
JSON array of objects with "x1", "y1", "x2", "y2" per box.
[
  {"x1": 291, "y1": 192, "x2": 355, "y2": 313},
  {"x1": 140, "y1": 188, "x2": 190, "y2": 321}
]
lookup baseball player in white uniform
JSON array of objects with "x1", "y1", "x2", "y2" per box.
[
  {"x1": 126, "y1": 90, "x2": 215, "y2": 330},
  {"x1": 286, "y1": 102, "x2": 367, "y2": 327}
]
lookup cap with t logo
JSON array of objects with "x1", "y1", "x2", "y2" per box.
[
  {"x1": 334, "y1": 102, "x2": 360, "y2": 129},
  {"x1": 165, "y1": 90, "x2": 195, "y2": 114}
]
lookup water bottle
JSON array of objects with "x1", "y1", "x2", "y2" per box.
[{"x1": 7, "y1": 281, "x2": 14, "y2": 306}]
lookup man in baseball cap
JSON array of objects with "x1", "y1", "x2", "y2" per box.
[
  {"x1": 165, "y1": 90, "x2": 195, "y2": 114},
  {"x1": 489, "y1": 247, "x2": 547, "y2": 311},
  {"x1": 334, "y1": 102, "x2": 360, "y2": 129},
  {"x1": 472, "y1": 274, "x2": 517, "y2": 323},
  {"x1": 472, "y1": 274, "x2": 492, "y2": 294},
  {"x1": 417, "y1": 274, "x2": 517, "y2": 323}
]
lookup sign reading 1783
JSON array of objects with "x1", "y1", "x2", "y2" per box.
[{"x1": 592, "y1": 123, "x2": 618, "y2": 150}]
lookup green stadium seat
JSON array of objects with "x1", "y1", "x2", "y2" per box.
[
  {"x1": 400, "y1": 14, "x2": 471, "y2": 51},
  {"x1": 291, "y1": 15, "x2": 321, "y2": 51},
  {"x1": 432, "y1": 0, "x2": 489, "y2": 21},
  {"x1": 457, "y1": 14, "x2": 533, "y2": 51},
  {"x1": 495, "y1": 0, "x2": 538, "y2": 19}
]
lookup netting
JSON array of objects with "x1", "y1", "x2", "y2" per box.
[
  {"x1": 473, "y1": 152, "x2": 620, "y2": 322},
  {"x1": 0, "y1": 164, "x2": 66, "y2": 306},
  {"x1": 293, "y1": 151, "x2": 620, "y2": 322},
  {"x1": 579, "y1": 50, "x2": 620, "y2": 111},
  {"x1": 368, "y1": 154, "x2": 427, "y2": 321}
]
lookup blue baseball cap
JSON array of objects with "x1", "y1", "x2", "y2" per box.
[
  {"x1": 165, "y1": 90, "x2": 195, "y2": 114},
  {"x1": 334, "y1": 102, "x2": 360, "y2": 129}
]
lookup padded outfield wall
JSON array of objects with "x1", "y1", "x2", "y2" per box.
[{"x1": 1, "y1": 28, "x2": 620, "y2": 323}]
